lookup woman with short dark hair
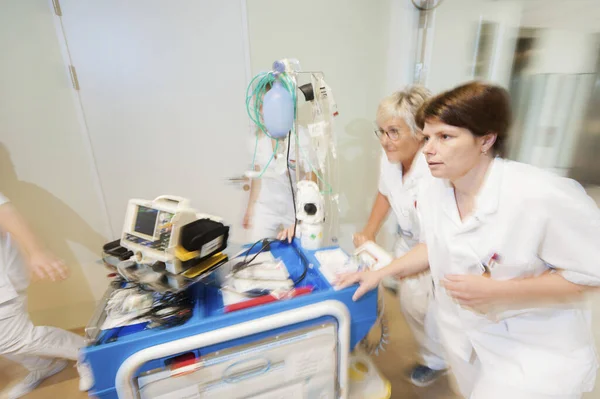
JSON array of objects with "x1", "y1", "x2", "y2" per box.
[{"x1": 338, "y1": 81, "x2": 600, "y2": 398}]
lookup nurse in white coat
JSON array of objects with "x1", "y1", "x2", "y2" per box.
[
  {"x1": 243, "y1": 130, "x2": 295, "y2": 241},
  {"x1": 0, "y1": 194, "x2": 92, "y2": 398},
  {"x1": 243, "y1": 127, "x2": 315, "y2": 242},
  {"x1": 353, "y1": 86, "x2": 447, "y2": 386},
  {"x1": 338, "y1": 81, "x2": 600, "y2": 398}
]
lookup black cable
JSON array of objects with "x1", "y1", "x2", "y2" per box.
[
  {"x1": 99, "y1": 287, "x2": 194, "y2": 344},
  {"x1": 286, "y1": 131, "x2": 298, "y2": 238},
  {"x1": 136, "y1": 289, "x2": 194, "y2": 329},
  {"x1": 243, "y1": 238, "x2": 274, "y2": 264},
  {"x1": 286, "y1": 131, "x2": 308, "y2": 286},
  {"x1": 232, "y1": 238, "x2": 276, "y2": 275},
  {"x1": 235, "y1": 238, "x2": 309, "y2": 286},
  {"x1": 290, "y1": 241, "x2": 308, "y2": 286},
  {"x1": 243, "y1": 239, "x2": 265, "y2": 261},
  {"x1": 224, "y1": 131, "x2": 309, "y2": 297},
  {"x1": 228, "y1": 240, "x2": 309, "y2": 296}
]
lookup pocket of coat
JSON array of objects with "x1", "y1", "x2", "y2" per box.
[{"x1": 489, "y1": 258, "x2": 534, "y2": 281}]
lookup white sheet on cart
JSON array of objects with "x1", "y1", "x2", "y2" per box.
[
  {"x1": 101, "y1": 313, "x2": 150, "y2": 330},
  {"x1": 315, "y1": 248, "x2": 354, "y2": 288}
]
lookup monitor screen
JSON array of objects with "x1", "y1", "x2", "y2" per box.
[{"x1": 134, "y1": 206, "x2": 159, "y2": 238}]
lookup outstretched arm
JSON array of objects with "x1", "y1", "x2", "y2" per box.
[{"x1": 0, "y1": 202, "x2": 68, "y2": 281}]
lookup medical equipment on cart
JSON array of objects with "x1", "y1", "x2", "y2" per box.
[
  {"x1": 121, "y1": 196, "x2": 194, "y2": 273},
  {"x1": 100, "y1": 282, "x2": 195, "y2": 331},
  {"x1": 296, "y1": 180, "x2": 325, "y2": 250},
  {"x1": 218, "y1": 238, "x2": 307, "y2": 303},
  {"x1": 92, "y1": 195, "x2": 232, "y2": 334},
  {"x1": 244, "y1": 58, "x2": 341, "y2": 248},
  {"x1": 120, "y1": 196, "x2": 228, "y2": 275},
  {"x1": 103, "y1": 240, "x2": 134, "y2": 271}
]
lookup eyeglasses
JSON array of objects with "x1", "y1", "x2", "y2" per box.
[{"x1": 374, "y1": 127, "x2": 401, "y2": 141}]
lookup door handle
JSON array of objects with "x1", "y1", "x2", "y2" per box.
[
  {"x1": 227, "y1": 176, "x2": 250, "y2": 191},
  {"x1": 227, "y1": 176, "x2": 249, "y2": 183}
]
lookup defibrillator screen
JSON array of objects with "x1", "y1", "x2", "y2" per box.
[{"x1": 134, "y1": 206, "x2": 159, "y2": 238}]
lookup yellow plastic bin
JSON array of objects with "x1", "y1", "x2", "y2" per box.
[{"x1": 348, "y1": 350, "x2": 392, "y2": 399}]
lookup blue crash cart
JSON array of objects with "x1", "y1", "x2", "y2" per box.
[{"x1": 82, "y1": 241, "x2": 378, "y2": 399}]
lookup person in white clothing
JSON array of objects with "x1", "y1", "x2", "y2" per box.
[
  {"x1": 353, "y1": 86, "x2": 447, "y2": 386},
  {"x1": 243, "y1": 106, "x2": 317, "y2": 242},
  {"x1": 338, "y1": 81, "x2": 600, "y2": 398},
  {"x1": 0, "y1": 194, "x2": 93, "y2": 398},
  {"x1": 243, "y1": 129, "x2": 298, "y2": 242}
]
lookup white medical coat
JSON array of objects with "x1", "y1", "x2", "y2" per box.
[
  {"x1": 378, "y1": 152, "x2": 430, "y2": 254},
  {"x1": 418, "y1": 157, "x2": 600, "y2": 395},
  {"x1": 0, "y1": 193, "x2": 30, "y2": 319},
  {"x1": 379, "y1": 152, "x2": 447, "y2": 370},
  {"x1": 249, "y1": 128, "x2": 315, "y2": 240}
]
